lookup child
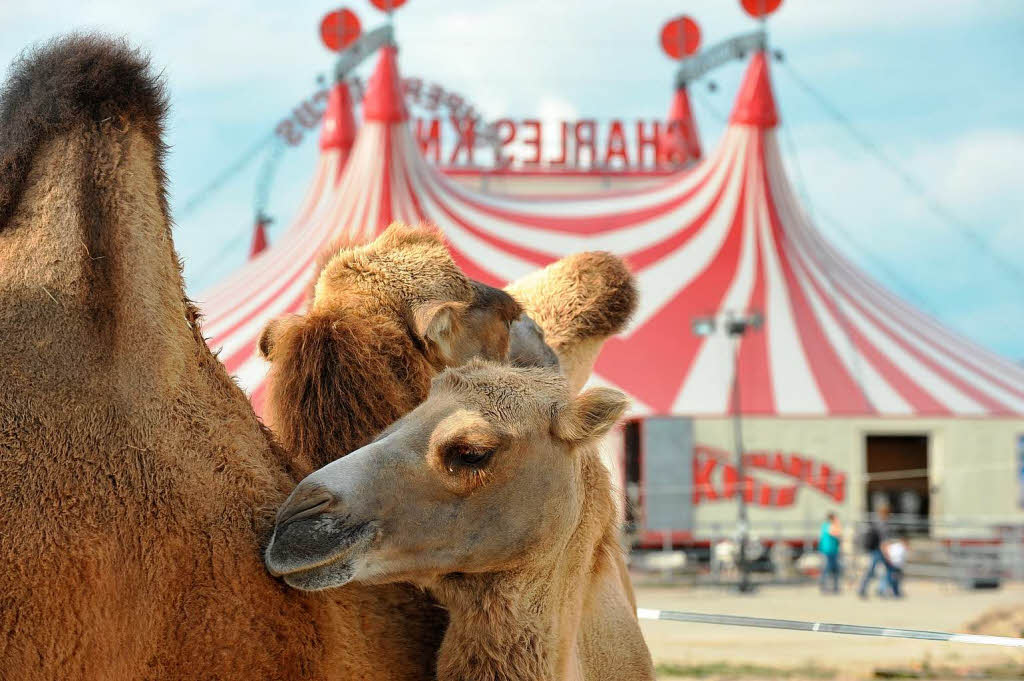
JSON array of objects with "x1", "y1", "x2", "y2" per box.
[{"x1": 884, "y1": 532, "x2": 908, "y2": 597}]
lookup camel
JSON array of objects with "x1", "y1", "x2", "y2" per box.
[
  {"x1": 265, "y1": 360, "x2": 655, "y2": 681},
  {"x1": 264, "y1": 239, "x2": 638, "y2": 476},
  {"x1": 0, "y1": 35, "x2": 486, "y2": 680},
  {"x1": 0, "y1": 35, "x2": 639, "y2": 679},
  {"x1": 258, "y1": 223, "x2": 523, "y2": 476}
]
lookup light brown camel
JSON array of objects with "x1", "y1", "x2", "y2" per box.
[
  {"x1": 0, "y1": 35, "x2": 639, "y2": 679},
  {"x1": 266, "y1": 360, "x2": 655, "y2": 681},
  {"x1": 0, "y1": 37, "x2": 524, "y2": 680}
]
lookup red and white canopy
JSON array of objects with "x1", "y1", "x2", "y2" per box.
[
  {"x1": 197, "y1": 46, "x2": 1024, "y2": 418},
  {"x1": 195, "y1": 81, "x2": 356, "y2": 413}
]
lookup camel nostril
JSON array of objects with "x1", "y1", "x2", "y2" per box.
[{"x1": 276, "y1": 488, "x2": 336, "y2": 526}]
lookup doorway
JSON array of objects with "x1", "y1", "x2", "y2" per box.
[{"x1": 865, "y1": 434, "x2": 929, "y2": 534}]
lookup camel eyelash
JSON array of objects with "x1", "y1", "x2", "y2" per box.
[{"x1": 444, "y1": 443, "x2": 495, "y2": 472}]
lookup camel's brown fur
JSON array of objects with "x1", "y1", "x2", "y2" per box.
[
  {"x1": 506, "y1": 251, "x2": 637, "y2": 393},
  {"x1": 260, "y1": 224, "x2": 522, "y2": 474},
  {"x1": 267, "y1": 361, "x2": 654, "y2": 681},
  {"x1": 0, "y1": 36, "x2": 449, "y2": 680}
]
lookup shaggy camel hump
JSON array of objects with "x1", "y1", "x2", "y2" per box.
[
  {"x1": 0, "y1": 35, "x2": 186, "y2": 399},
  {"x1": 0, "y1": 34, "x2": 167, "y2": 231},
  {"x1": 0, "y1": 36, "x2": 440, "y2": 681},
  {"x1": 506, "y1": 251, "x2": 638, "y2": 393}
]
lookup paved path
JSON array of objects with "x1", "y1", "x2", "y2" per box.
[{"x1": 635, "y1": 580, "x2": 1024, "y2": 676}]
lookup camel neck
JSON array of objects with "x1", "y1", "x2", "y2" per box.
[
  {"x1": 432, "y1": 453, "x2": 614, "y2": 681},
  {"x1": 433, "y1": 570, "x2": 584, "y2": 681}
]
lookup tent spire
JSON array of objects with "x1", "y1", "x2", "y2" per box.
[
  {"x1": 730, "y1": 51, "x2": 778, "y2": 128},
  {"x1": 661, "y1": 86, "x2": 702, "y2": 165},
  {"x1": 362, "y1": 46, "x2": 407, "y2": 123},
  {"x1": 248, "y1": 215, "x2": 270, "y2": 258},
  {"x1": 319, "y1": 81, "x2": 357, "y2": 151}
]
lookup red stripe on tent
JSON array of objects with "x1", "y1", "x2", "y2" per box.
[
  {"x1": 835, "y1": 276, "x2": 1010, "y2": 415},
  {"x1": 737, "y1": 227, "x2": 773, "y2": 413},
  {"x1": 207, "y1": 247, "x2": 319, "y2": 350},
  {"x1": 758, "y1": 139, "x2": 869, "y2": 413},
  {"x1": 413, "y1": 165, "x2": 554, "y2": 269},
  {"x1": 782, "y1": 190, "x2": 1022, "y2": 412},
  {"x1": 393, "y1": 142, "x2": 507, "y2": 287},
  {"x1": 789, "y1": 244, "x2": 948, "y2": 414},
  {"x1": 377, "y1": 129, "x2": 394, "y2": 230},
  {"x1": 250, "y1": 382, "x2": 268, "y2": 419},
  {"x1": 427, "y1": 145, "x2": 729, "y2": 235},
  {"x1": 624, "y1": 155, "x2": 737, "y2": 271},
  {"x1": 596, "y1": 181, "x2": 751, "y2": 413},
  {"x1": 202, "y1": 158, "x2": 332, "y2": 321},
  {"x1": 448, "y1": 247, "x2": 504, "y2": 288},
  {"x1": 811, "y1": 230, "x2": 1024, "y2": 405},
  {"x1": 219, "y1": 290, "x2": 307, "y2": 374}
]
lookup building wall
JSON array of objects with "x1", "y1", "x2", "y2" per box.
[{"x1": 636, "y1": 416, "x2": 1024, "y2": 541}]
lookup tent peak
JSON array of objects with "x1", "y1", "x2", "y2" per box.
[
  {"x1": 661, "y1": 86, "x2": 702, "y2": 164},
  {"x1": 730, "y1": 50, "x2": 778, "y2": 128},
  {"x1": 320, "y1": 81, "x2": 357, "y2": 150},
  {"x1": 363, "y1": 46, "x2": 407, "y2": 123}
]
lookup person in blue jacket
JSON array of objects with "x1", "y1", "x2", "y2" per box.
[{"x1": 819, "y1": 511, "x2": 842, "y2": 594}]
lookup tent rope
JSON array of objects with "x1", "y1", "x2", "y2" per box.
[{"x1": 778, "y1": 60, "x2": 1024, "y2": 287}]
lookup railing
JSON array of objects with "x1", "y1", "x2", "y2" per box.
[{"x1": 624, "y1": 493, "x2": 1024, "y2": 586}]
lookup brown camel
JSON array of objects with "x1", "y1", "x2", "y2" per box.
[
  {"x1": 0, "y1": 35, "x2": 640, "y2": 679},
  {"x1": 266, "y1": 360, "x2": 655, "y2": 681},
  {"x1": 261, "y1": 234, "x2": 637, "y2": 476},
  {"x1": 258, "y1": 223, "x2": 522, "y2": 476},
  {"x1": 0, "y1": 36, "x2": 527, "y2": 680}
]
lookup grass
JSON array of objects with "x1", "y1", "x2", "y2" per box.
[
  {"x1": 655, "y1": 661, "x2": 836, "y2": 679},
  {"x1": 873, "y1": 662, "x2": 1024, "y2": 679}
]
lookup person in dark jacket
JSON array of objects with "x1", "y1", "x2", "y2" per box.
[{"x1": 857, "y1": 505, "x2": 893, "y2": 599}]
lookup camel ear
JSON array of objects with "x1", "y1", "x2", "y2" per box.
[
  {"x1": 412, "y1": 300, "x2": 469, "y2": 361},
  {"x1": 553, "y1": 387, "x2": 629, "y2": 447},
  {"x1": 259, "y1": 316, "x2": 300, "y2": 360}
]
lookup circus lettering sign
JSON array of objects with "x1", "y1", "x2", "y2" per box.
[
  {"x1": 693, "y1": 445, "x2": 846, "y2": 508},
  {"x1": 275, "y1": 77, "x2": 680, "y2": 170},
  {"x1": 275, "y1": 75, "x2": 488, "y2": 148},
  {"x1": 415, "y1": 117, "x2": 671, "y2": 170}
]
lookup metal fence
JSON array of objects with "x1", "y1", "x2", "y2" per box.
[{"x1": 624, "y1": 494, "x2": 1024, "y2": 586}]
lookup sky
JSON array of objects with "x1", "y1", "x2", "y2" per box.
[{"x1": 2, "y1": 1, "x2": 1022, "y2": 362}]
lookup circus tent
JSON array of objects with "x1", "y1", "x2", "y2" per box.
[{"x1": 196, "y1": 45, "x2": 1024, "y2": 422}]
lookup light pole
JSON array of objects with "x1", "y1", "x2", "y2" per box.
[{"x1": 693, "y1": 310, "x2": 763, "y2": 593}]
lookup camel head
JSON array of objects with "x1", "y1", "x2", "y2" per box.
[
  {"x1": 265, "y1": 359, "x2": 628, "y2": 591},
  {"x1": 260, "y1": 224, "x2": 522, "y2": 371},
  {"x1": 258, "y1": 223, "x2": 538, "y2": 472}
]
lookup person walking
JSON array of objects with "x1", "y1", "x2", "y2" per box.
[
  {"x1": 858, "y1": 505, "x2": 893, "y2": 599},
  {"x1": 819, "y1": 512, "x2": 842, "y2": 594}
]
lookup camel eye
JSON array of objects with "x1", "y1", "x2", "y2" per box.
[{"x1": 447, "y1": 444, "x2": 494, "y2": 470}]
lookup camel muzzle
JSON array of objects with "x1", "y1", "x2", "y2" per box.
[{"x1": 265, "y1": 479, "x2": 379, "y2": 589}]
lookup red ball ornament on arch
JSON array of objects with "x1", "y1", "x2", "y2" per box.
[
  {"x1": 320, "y1": 9, "x2": 362, "y2": 52},
  {"x1": 370, "y1": 0, "x2": 408, "y2": 11},
  {"x1": 660, "y1": 16, "x2": 701, "y2": 60},
  {"x1": 741, "y1": 0, "x2": 783, "y2": 19}
]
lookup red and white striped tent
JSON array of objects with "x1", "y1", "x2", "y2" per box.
[{"x1": 196, "y1": 46, "x2": 1024, "y2": 418}]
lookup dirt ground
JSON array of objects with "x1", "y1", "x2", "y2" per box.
[{"x1": 634, "y1": 579, "x2": 1024, "y2": 680}]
